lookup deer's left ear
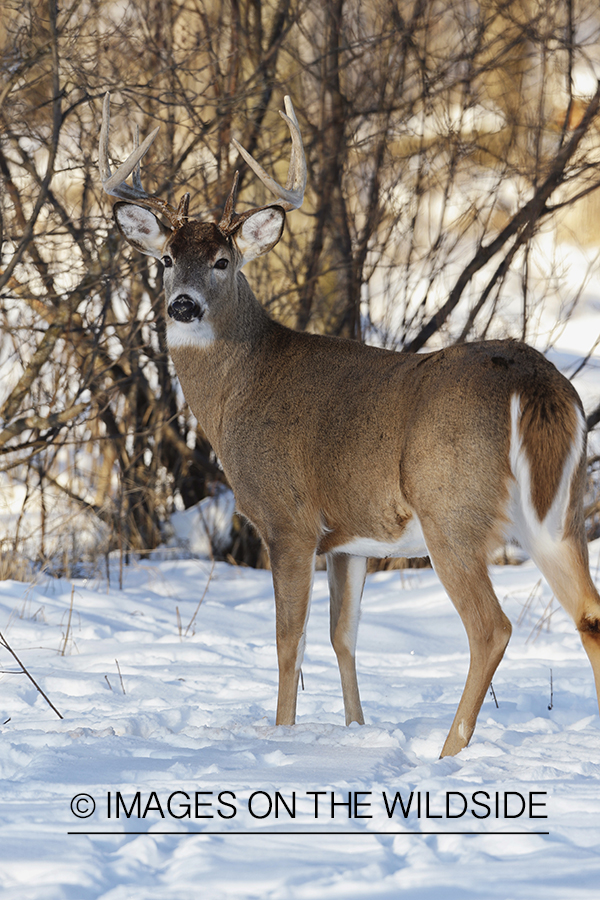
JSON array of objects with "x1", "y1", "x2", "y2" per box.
[
  {"x1": 233, "y1": 207, "x2": 285, "y2": 266},
  {"x1": 113, "y1": 202, "x2": 172, "y2": 259}
]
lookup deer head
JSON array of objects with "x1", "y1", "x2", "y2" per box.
[{"x1": 99, "y1": 93, "x2": 306, "y2": 335}]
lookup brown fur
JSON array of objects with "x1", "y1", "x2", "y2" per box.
[{"x1": 168, "y1": 222, "x2": 229, "y2": 260}]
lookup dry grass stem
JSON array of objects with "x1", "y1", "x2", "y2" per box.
[
  {"x1": 115, "y1": 658, "x2": 126, "y2": 694},
  {"x1": 59, "y1": 584, "x2": 75, "y2": 656},
  {"x1": 184, "y1": 559, "x2": 215, "y2": 637}
]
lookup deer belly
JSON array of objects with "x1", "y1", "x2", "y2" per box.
[{"x1": 333, "y1": 516, "x2": 428, "y2": 559}]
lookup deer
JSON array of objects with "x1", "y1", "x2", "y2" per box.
[{"x1": 99, "y1": 93, "x2": 600, "y2": 757}]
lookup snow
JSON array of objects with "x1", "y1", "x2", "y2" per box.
[
  {"x1": 165, "y1": 484, "x2": 235, "y2": 558},
  {"x1": 2, "y1": 544, "x2": 600, "y2": 898}
]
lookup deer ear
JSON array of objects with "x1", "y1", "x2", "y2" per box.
[
  {"x1": 113, "y1": 202, "x2": 172, "y2": 258},
  {"x1": 233, "y1": 207, "x2": 285, "y2": 265}
]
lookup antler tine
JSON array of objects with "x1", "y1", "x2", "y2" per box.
[
  {"x1": 131, "y1": 124, "x2": 144, "y2": 193},
  {"x1": 99, "y1": 92, "x2": 187, "y2": 229},
  {"x1": 218, "y1": 171, "x2": 240, "y2": 233},
  {"x1": 280, "y1": 96, "x2": 306, "y2": 199},
  {"x1": 99, "y1": 93, "x2": 113, "y2": 184},
  {"x1": 231, "y1": 95, "x2": 307, "y2": 213}
]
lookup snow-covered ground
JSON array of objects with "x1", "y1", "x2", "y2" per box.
[
  {"x1": 1, "y1": 544, "x2": 600, "y2": 899},
  {"x1": 1, "y1": 239, "x2": 599, "y2": 897}
]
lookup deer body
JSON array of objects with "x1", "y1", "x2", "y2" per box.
[
  {"x1": 100, "y1": 95, "x2": 600, "y2": 757},
  {"x1": 170, "y1": 294, "x2": 551, "y2": 563}
]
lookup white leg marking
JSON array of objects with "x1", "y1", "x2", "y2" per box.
[{"x1": 328, "y1": 555, "x2": 366, "y2": 655}]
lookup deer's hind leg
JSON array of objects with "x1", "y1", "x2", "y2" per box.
[
  {"x1": 518, "y1": 510, "x2": 600, "y2": 715},
  {"x1": 511, "y1": 433, "x2": 600, "y2": 717},
  {"x1": 420, "y1": 519, "x2": 512, "y2": 757},
  {"x1": 327, "y1": 553, "x2": 367, "y2": 725},
  {"x1": 533, "y1": 538, "x2": 600, "y2": 709}
]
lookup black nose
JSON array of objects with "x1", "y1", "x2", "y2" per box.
[{"x1": 168, "y1": 295, "x2": 202, "y2": 323}]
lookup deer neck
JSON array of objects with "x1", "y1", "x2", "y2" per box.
[{"x1": 166, "y1": 272, "x2": 274, "y2": 456}]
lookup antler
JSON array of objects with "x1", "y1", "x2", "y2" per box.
[
  {"x1": 100, "y1": 92, "x2": 305, "y2": 235},
  {"x1": 219, "y1": 96, "x2": 306, "y2": 234},
  {"x1": 99, "y1": 92, "x2": 189, "y2": 230}
]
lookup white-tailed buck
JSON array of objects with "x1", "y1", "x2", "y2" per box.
[{"x1": 100, "y1": 93, "x2": 600, "y2": 757}]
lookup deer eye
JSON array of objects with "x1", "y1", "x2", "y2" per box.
[
  {"x1": 214, "y1": 258, "x2": 229, "y2": 270},
  {"x1": 162, "y1": 255, "x2": 173, "y2": 268}
]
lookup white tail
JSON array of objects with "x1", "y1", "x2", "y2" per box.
[{"x1": 99, "y1": 93, "x2": 600, "y2": 757}]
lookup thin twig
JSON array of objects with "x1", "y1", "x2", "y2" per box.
[
  {"x1": 0, "y1": 629, "x2": 63, "y2": 719},
  {"x1": 60, "y1": 584, "x2": 75, "y2": 656},
  {"x1": 517, "y1": 578, "x2": 542, "y2": 626},
  {"x1": 105, "y1": 674, "x2": 113, "y2": 691},
  {"x1": 184, "y1": 559, "x2": 215, "y2": 637},
  {"x1": 527, "y1": 594, "x2": 556, "y2": 643},
  {"x1": 489, "y1": 682, "x2": 499, "y2": 708},
  {"x1": 548, "y1": 669, "x2": 553, "y2": 710},
  {"x1": 115, "y1": 659, "x2": 126, "y2": 694}
]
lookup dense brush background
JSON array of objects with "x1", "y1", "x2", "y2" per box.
[{"x1": 1, "y1": 0, "x2": 599, "y2": 579}]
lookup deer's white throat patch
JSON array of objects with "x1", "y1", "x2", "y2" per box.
[{"x1": 166, "y1": 315, "x2": 215, "y2": 350}]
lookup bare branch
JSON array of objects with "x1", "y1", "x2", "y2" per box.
[{"x1": 0, "y1": 630, "x2": 64, "y2": 719}]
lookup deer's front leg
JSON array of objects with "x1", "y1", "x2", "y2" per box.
[{"x1": 269, "y1": 543, "x2": 316, "y2": 725}]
